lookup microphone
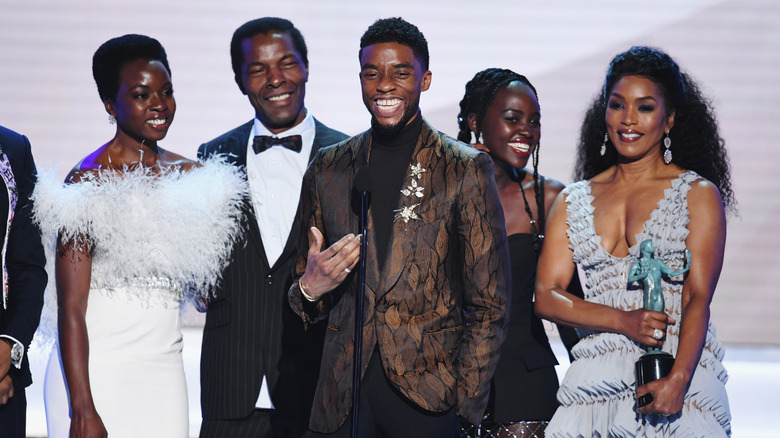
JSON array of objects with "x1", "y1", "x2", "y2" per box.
[
  {"x1": 351, "y1": 167, "x2": 373, "y2": 217},
  {"x1": 354, "y1": 166, "x2": 373, "y2": 194},
  {"x1": 351, "y1": 166, "x2": 372, "y2": 438}
]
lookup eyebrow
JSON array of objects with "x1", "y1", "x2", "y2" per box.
[
  {"x1": 610, "y1": 92, "x2": 657, "y2": 102},
  {"x1": 246, "y1": 53, "x2": 299, "y2": 67},
  {"x1": 129, "y1": 81, "x2": 172, "y2": 90},
  {"x1": 361, "y1": 62, "x2": 415, "y2": 70}
]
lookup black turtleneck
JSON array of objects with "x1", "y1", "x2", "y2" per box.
[{"x1": 368, "y1": 114, "x2": 423, "y2": 271}]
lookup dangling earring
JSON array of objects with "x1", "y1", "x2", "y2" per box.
[
  {"x1": 600, "y1": 132, "x2": 608, "y2": 156},
  {"x1": 108, "y1": 114, "x2": 116, "y2": 125},
  {"x1": 663, "y1": 132, "x2": 672, "y2": 164}
]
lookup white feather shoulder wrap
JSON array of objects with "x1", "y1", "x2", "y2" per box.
[{"x1": 31, "y1": 158, "x2": 248, "y2": 344}]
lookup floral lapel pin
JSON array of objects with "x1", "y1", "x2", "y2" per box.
[{"x1": 394, "y1": 162, "x2": 426, "y2": 225}]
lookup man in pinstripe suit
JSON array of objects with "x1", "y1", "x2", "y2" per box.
[
  {"x1": 198, "y1": 18, "x2": 348, "y2": 438},
  {"x1": 0, "y1": 125, "x2": 47, "y2": 438}
]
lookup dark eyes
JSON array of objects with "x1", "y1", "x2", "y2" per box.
[
  {"x1": 360, "y1": 71, "x2": 411, "y2": 80},
  {"x1": 503, "y1": 116, "x2": 541, "y2": 127},
  {"x1": 607, "y1": 101, "x2": 655, "y2": 112}
]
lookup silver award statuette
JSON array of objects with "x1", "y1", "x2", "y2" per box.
[{"x1": 627, "y1": 239, "x2": 690, "y2": 408}]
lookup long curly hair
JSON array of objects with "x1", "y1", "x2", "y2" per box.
[{"x1": 575, "y1": 46, "x2": 735, "y2": 212}]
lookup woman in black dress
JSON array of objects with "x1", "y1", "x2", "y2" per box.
[{"x1": 457, "y1": 68, "x2": 580, "y2": 437}]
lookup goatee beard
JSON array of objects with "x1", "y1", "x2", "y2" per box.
[
  {"x1": 370, "y1": 108, "x2": 420, "y2": 139},
  {"x1": 371, "y1": 117, "x2": 404, "y2": 138}
]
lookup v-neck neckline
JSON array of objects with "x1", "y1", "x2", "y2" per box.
[{"x1": 585, "y1": 171, "x2": 688, "y2": 261}]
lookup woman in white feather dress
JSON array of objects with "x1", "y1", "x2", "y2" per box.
[{"x1": 33, "y1": 35, "x2": 246, "y2": 438}]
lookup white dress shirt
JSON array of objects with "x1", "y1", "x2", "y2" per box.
[{"x1": 245, "y1": 109, "x2": 315, "y2": 409}]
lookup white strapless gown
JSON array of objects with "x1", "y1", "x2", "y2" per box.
[
  {"x1": 44, "y1": 287, "x2": 188, "y2": 437},
  {"x1": 31, "y1": 159, "x2": 248, "y2": 438}
]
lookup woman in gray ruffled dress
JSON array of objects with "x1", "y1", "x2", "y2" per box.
[{"x1": 535, "y1": 46, "x2": 733, "y2": 437}]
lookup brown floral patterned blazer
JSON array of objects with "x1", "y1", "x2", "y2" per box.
[{"x1": 289, "y1": 120, "x2": 510, "y2": 433}]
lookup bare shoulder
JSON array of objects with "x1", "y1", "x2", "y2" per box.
[
  {"x1": 65, "y1": 166, "x2": 101, "y2": 184},
  {"x1": 65, "y1": 145, "x2": 111, "y2": 183},
  {"x1": 159, "y1": 148, "x2": 198, "y2": 171},
  {"x1": 687, "y1": 177, "x2": 724, "y2": 211},
  {"x1": 540, "y1": 174, "x2": 567, "y2": 214}
]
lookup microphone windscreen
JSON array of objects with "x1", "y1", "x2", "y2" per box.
[{"x1": 354, "y1": 166, "x2": 373, "y2": 194}]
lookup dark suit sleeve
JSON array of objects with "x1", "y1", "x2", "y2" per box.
[
  {"x1": 454, "y1": 152, "x2": 511, "y2": 424},
  {"x1": 288, "y1": 155, "x2": 331, "y2": 326},
  {"x1": 1, "y1": 135, "x2": 47, "y2": 364}
]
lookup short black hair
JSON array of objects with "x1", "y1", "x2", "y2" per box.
[
  {"x1": 92, "y1": 34, "x2": 170, "y2": 101},
  {"x1": 359, "y1": 17, "x2": 429, "y2": 71},
  {"x1": 230, "y1": 17, "x2": 308, "y2": 79}
]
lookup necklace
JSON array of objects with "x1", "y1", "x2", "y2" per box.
[
  {"x1": 106, "y1": 139, "x2": 157, "y2": 169},
  {"x1": 518, "y1": 173, "x2": 544, "y2": 253}
]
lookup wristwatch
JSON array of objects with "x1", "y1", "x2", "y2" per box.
[{"x1": 2, "y1": 338, "x2": 22, "y2": 365}]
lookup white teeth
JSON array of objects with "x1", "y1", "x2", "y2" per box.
[
  {"x1": 377, "y1": 98, "x2": 401, "y2": 108},
  {"x1": 147, "y1": 118, "x2": 166, "y2": 126},
  {"x1": 509, "y1": 142, "x2": 530, "y2": 153},
  {"x1": 620, "y1": 132, "x2": 641, "y2": 139},
  {"x1": 268, "y1": 93, "x2": 291, "y2": 102}
]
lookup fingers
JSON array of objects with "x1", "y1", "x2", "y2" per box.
[
  {"x1": 642, "y1": 311, "x2": 676, "y2": 345},
  {"x1": 303, "y1": 232, "x2": 362, "y2": 298},
  {"x1": 0, "y1": 375, "x2": 13, "y2": 405},
  {"x1": 308, "y1": 227, "x2": 325, "y2": 258}
]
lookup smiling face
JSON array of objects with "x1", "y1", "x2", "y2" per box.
[
  {"x1": 237, "y1": 31, "x2": 308, "y2": 134},
  {"x1": 106, "y1": 58, "x2": 175, "y2": 144},
  {"x1": 474, "y1": 81, "x2": 540, "y2": 170},
  {"x1": 360, "y1": 42, "x2": 431, "y2": 137},
  {"x1": 605, "y1": 75, "x2": 675, "y2": 162}
]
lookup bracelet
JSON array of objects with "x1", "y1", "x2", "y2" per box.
[{"x1": 299, "y1": 279, "x2": 319, "y2": 302}]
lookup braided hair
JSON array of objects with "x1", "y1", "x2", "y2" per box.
[{"x1": 457, "y1": 68, "x2": 546, "y2": 250}]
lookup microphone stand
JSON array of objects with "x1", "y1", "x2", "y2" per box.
[{"x1": 351, "y1": 175, "x2": 370, "y2": 438}]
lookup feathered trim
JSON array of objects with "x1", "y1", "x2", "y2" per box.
[{"x1": 31, "y1": 157, "x2": 248, "y2": 347}]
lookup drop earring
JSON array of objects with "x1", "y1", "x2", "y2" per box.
[
  {"x1": 600, "y1": 132, "x2": 608, "y2": 156},
  {"x1": 663, "y1": 132, "x2": 672, "y2": 164},
  {"x1": 108, "y1": 114, "x2": 116, "y2": 125}
]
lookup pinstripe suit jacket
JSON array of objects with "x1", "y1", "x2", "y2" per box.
[
  {"x1": 0, "y1": 126, "x2": 46, "y2": 395},
  {"x1": 289, "y1": 120, "x2": 511, "y2": 432},
  {"x1": 198, "y1": 119, "x2": 348, "y2": 427}
]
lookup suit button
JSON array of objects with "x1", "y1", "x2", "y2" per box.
[{"x1": 266, "y1": 274, "x2": 273, "y2": 285}]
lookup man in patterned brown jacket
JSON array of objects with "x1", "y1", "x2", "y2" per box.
[{"x1": 288, "y1": 17, "x2": 510, "y2": 437}]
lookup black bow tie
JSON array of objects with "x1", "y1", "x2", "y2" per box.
[{"x1": 252, "y1": 135, "x2": 303, "y2": 154}]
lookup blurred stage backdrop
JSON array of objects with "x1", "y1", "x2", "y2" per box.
[{"x1": 1, "y1": 0, "x2": 779, "y2": 346}]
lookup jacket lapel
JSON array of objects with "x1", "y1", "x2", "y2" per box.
[{"x1": 275, "y1": 124, "x2": 330, "y2": 268}]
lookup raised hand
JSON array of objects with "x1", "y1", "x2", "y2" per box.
[{"x1": 299, "y1": 227, "x2": 361, "y2": 300}]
